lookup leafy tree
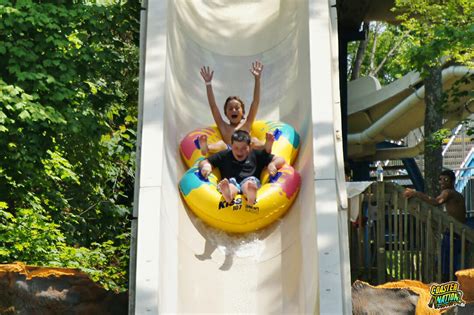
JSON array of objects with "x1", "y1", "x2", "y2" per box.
[
  {"x1": 348, "y1": 22, "x2": 414, "y2": 85},
  {"x1": 0, "y1": 0, "x2": 140, "y2": 291},
  {"x1": 394, "y1": 0, "x2": 473, "y2": 196},
  {"x1": 347, "y1": 1, "x2": 473, "y2": 195}
]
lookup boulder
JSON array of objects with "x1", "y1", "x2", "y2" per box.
[{"x1": 0, "y1": 262, "x2": 127, "y2": 315}]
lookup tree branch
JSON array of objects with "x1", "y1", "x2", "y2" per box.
[
  {"x1": 368, "y1": 22, "x2": 380, "y2": 74},
  {"x1": 371, "y1": 31, "x2": 409, "y2": 76}
]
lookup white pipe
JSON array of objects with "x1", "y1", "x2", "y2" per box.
[
  {"x1": 372, "y1": 101, "x2": 474, "y2": 160},
  {"x1": 373, "y1": 141, "x2": 424, "y2": 160},
  {"x1": 348, "y1": 66, "x2": 472, "y2": 145}
]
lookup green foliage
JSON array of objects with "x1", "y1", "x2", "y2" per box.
[
  {"x1": 0, "y1": 208, "x2": 65, "y2": 263},
  {"x1": 427, "y1": 128, "x2": 452, "y2": 148},
  {"x1": 394, "y1": 0, "x2": 474, "y2": 74},
  {"x1": 347, "y1": 1, "x2": 472, "y2": 197},
  {"x1": 0, "y1": 207, "x2": 129, "y2": 291},
  {"x1": 347, "y1": 23, "x2": 416, "y2": 85},
  {"x1": 0, "y1": 0, "x2": 139, "y2": 291},
  {"x1": 348, "y1": 1, "x2": 473, "y2": 82},
  {"x1": 393, "y1": 0, "x2": 472, "y2": 195}
]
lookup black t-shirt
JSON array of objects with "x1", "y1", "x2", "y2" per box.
[{"x1": 207, "y1": 149, "x2": 274, "y2": 183}]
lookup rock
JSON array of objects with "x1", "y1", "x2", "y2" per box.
[
  {"x1": 444, "y1": 301, "x2": 474, "y2": 315},
  {"x1": 455, "y1": 269, "x2": 474, "y2": 303},
  {"x1": 0, "y1": 262, "x2": 127, "y2": 315},
  {"x1": 352, "y1": 280, "x2": 419, "y2": 314}
]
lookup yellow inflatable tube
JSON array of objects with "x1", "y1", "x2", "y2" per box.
[
  {"x1": 180, "y1": 121, "x2": 299, "y2": 167},
  {"x1": 179, "y1": 121, "x2": 301, "y2": 233}
]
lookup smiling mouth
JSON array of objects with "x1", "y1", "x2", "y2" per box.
[{"x1": 231, "y1": 114, "x2": 238, "y2": 119}]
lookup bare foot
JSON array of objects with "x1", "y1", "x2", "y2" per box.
[
  {"x1": 218, "y1": 179, "x2": 233, "y2": 203},
  {"x1": 265, "y1": 132, "x2": 274, "y2": 154},
  {"x1": 198, "y1": 134, "x2": 209, "y2": 155},
  {"x1": 244, "y1": 180, "x2": 258, "y2": 205}
]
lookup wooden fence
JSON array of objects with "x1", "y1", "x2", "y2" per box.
[{"x1": 349, "y1": 182, "x2": 474, "y2": 285}]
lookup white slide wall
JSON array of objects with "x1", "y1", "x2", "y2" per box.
[{"x1": 132, "y1": 0, "x2": 350, "y2": 313}]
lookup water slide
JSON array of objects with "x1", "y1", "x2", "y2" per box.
[
  {"x1": 347, "y1": 66, "x2": 474, "y2": 161},
  {"x1": 131, "y1": 0, "x2": 351, "y2": 313}
]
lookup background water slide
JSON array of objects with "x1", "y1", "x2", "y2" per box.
[{"x1": 132, "y1": 0, "x2": 350, "y2": 313}]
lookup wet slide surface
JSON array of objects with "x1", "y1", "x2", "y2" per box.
[{"x1": 133, "y1": 0, "x2": 349, "y2": 313}]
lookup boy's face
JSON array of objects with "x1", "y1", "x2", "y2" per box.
[
  {"x1": 231, "y1": 140, "x2": 250, "y2": 161},
  {"x1": 225, "y1": 99, "x2": 244, "y2": 124}
]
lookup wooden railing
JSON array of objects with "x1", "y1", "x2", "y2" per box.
[{"x1": 349, "y1": 182, "x2": 474, "y2": 285}]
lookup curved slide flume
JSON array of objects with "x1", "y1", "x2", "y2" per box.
[{"x1": 131, "y1": 0, "x2": 350, "y2": 313}]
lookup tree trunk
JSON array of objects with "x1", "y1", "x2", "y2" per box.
[
  {"x1": 350, "y1": 23, "x2": 369, "y2": 81},
  {"x1": 423, "y1": 65, "x2": 443, "y2": 196}
]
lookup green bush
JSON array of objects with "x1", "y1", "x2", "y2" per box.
[{"x1": 0, "y1": 0, "x2": 140, "y2": 291}]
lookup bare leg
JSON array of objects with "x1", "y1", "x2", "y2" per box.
[
  {"x1": 265, "y1": 132, "x2": 275, "y2": 154},
  {"x1": 242, "y1": 180, "x2": 258, "y2": 205},
  {"x1": 218, "y1": 179, "x2": 238, "y2": 203},
  {"x1": 198, "y1": 134, "x2": 209, "y2": 155}
]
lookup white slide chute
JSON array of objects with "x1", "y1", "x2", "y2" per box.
[{"x1": 131, "y1": 0, "x2": 350, "y2": 313}]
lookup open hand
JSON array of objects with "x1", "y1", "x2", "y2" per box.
[
  {"x1": 200, "y1": 66, "x2": 214, "y2": 83},
  {"x1": 265, "y1": 132, "x2": 275, "y2": 143},
  {"x1": 250, "y1": 61, "x2": 263, "y2": 78}
]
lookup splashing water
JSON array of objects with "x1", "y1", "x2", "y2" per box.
[{"x1": 191, "y1": 215, "x2": 281, "y2": 260}]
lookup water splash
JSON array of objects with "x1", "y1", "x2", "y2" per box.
[{"x1": 192, "y1": 215, "x2": 280, "y2": 260}]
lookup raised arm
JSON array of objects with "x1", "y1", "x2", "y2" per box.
[
  {"x1": 244, "y1": 61, "x2": 263, "y2": 127},
  {"x1": 200, "y1": 66, "x2": 225, "y2": 130}
]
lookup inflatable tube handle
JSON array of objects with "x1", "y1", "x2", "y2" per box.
[
  {"x1": 195, "y1": 170, "x2": 210, "y2": 182},
  {"x1": 194, "y1": 137, "x2": 201, "y2": 149},
  {"x1": 273, "y1": 128, "x2": 282, "y2": 140},
  {"x1": 269, "y1": 172, "x2": 282, "y2": 183}
]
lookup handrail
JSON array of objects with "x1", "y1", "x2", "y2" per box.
[
  {"x1": 348, "y1": 181, "x2": 474, "y2": 285},
  {"x1": 385, "y1": 182, "x2": 474, "y2": 241},
  {"x1": 385, "y1": 182, "x2": 474, "y2": 242}
]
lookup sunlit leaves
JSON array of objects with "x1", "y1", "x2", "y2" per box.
[
  {"x1": 0, "y1": 0, "x2": 139, "y2": 291},
  {"x1": 394, "y1": 0, "x2": 474, "y2": 73}
]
